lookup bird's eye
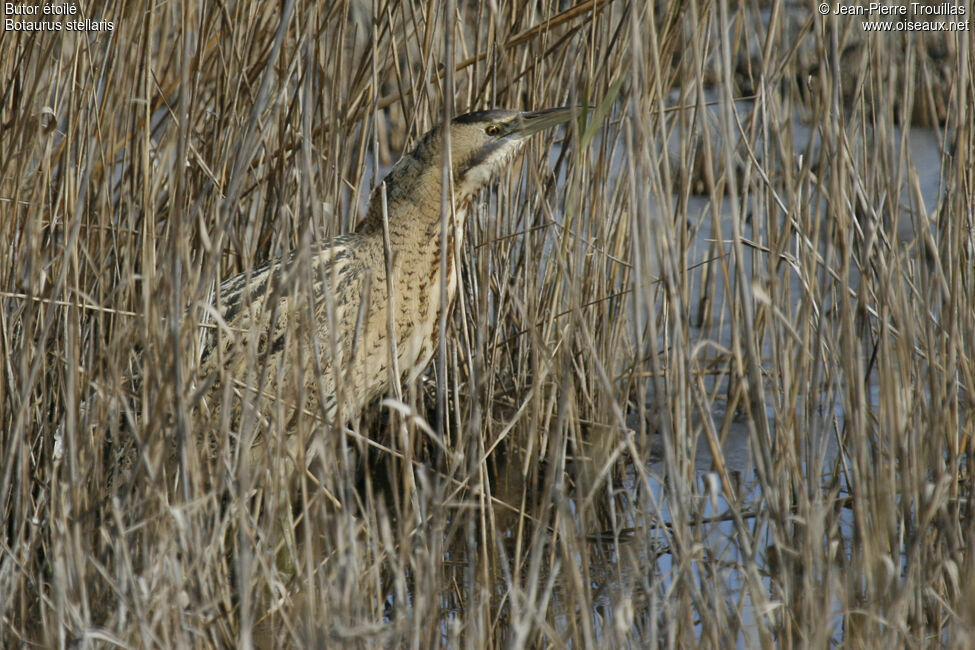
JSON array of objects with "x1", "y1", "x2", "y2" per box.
[{"x1": 485, "y1": 124, "x2": 501, "y2": 137}]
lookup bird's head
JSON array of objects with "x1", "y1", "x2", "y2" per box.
[
  {"x1": 443, "y1": 107, "x2": 574, "y2": 199},
  {"x1": 361, "y1": 107, "x2": 574, "y2": 234}
]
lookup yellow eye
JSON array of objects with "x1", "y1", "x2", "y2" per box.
[{"x1": 485, "y1": 124, "x2": 501, "y2": 137}]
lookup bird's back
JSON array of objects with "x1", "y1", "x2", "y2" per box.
[{"x1": 198, "y1": 233, "x2": 383, "y2": 431}]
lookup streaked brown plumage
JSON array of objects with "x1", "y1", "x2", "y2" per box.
[{"x1": 192, "y1": 108, "x2": 573, "y2": 471}]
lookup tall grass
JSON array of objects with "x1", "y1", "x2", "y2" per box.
[{"x1": 1, "y1": 0, "x2": 972, "y2": 647}]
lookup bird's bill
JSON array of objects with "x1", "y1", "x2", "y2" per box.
[{"x1": 509, "y1": 106, "x2": 577, "y2": 137}]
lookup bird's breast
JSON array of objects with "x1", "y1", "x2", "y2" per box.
[{"x1": 388, "y1": 226, "x2": 459, "y2": 384}]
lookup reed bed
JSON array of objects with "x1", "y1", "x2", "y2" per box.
[{"x1": 1, "y1": 0, "x2": 972, "y2": 647}]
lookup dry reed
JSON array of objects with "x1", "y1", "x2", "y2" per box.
[{"x1": 1, "y1": 0, "x2": 972, "y2": 647}]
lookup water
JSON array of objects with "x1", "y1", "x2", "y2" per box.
[{"x1": 528, "y1": 96, "x2": 950, "y2": 645}]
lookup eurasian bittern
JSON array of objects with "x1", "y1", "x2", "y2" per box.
[{"x1": 195, "y1": 108, "x2": 573, "y2": 466}]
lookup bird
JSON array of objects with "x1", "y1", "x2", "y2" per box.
[{"x1": 190, "y1": 108, "x2": 574, "y2": 476}]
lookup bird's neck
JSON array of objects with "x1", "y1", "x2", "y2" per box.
[{"x1": 359, "y1": 168, "x2": 473, "y2": 251}]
